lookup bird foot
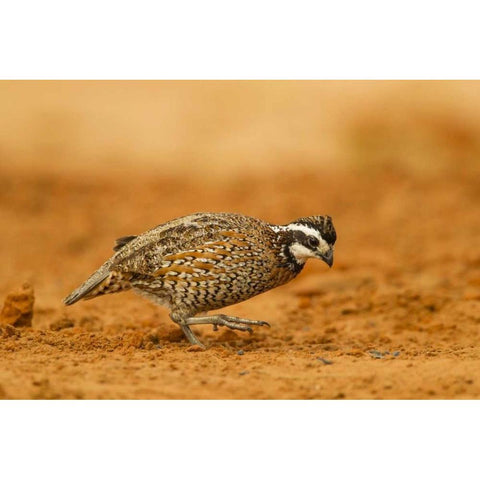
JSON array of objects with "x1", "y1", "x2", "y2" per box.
[
  {"x1": 186, "y1": 314, "x2": 270, "y2": 334},
  {"x1": 171, "y1": 313, "x2": 270, "y2": 348}
]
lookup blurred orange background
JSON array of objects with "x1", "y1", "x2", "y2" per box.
[{"x1": 2, "y1": 80, "x2": 479, "y2": 177}]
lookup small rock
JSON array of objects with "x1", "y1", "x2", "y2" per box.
[
  {"x1": 186, "y1": 344, "x2": 205, "y2": 352},
  {"x1": 3, "y1": 324, "x2": 19, "y2": 338},
  {"x1": 239, "y1": 370, "x2": 249, "y2": 376},
  {"x1": 50, "y1": 317, "x2": 75, "y2": 331},
  {"x1": 341, "y1": 302, "x2": 358, "y2": 315},
  {"x1": 316, "y1": 357, "x2": 333, "y2": 365},
  {"x1": 368, "y1": 350, "x2": 384, "y2": 359},
  {"x1": 393, "y1": 351, "x2": 400, "y2": 357},
  {"x1": 297, "y1": 296, "x2": 312, "y2": 309},
  {"x1": 0, "y1": 283, "x2": 34, "y2": 327},
  {"x1": 237, "y1": 349, "x2": 245, "y2": 356},
  {"x1": 144, "y1": 341, "x2": 154, "y2": 350}
]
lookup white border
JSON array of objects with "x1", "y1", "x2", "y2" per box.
[
  {"x1": 1, "y1": 1, "x2": 480, "y2": 79},
  {"x1": 1, "y1": 401, "x2": 478, "y2": 479},
  {"x1": 1, "y1": 2, "x2": 478, "y2": 479}
]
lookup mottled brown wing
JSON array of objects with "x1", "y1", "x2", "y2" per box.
[
  {"x1": 151, "y1": 236, "x2": 252, "y2": 280},
  {"x1": 109, "y1": 212, "x2": 276, "y2": 277}
]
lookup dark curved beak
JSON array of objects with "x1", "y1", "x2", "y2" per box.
[{"x1": 318, "y1": 248, "x2": 334, "y2": 268}]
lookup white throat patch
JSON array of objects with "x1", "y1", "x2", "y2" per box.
[{"x1": 288, "y1": 243, "x2": 315, "y2": 264}]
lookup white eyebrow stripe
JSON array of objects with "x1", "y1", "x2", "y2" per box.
[
  {"x1": 271, "y1": 223, "x2": 330, "y2": 252},
  {"x1": 290, "y1": 223, "x2": 330, "y2": 252},
  {"x1": 270, "y1": 224, "x2": 321, "y2": 237},
  {"x1": 286, "y1": 224, "x2": 321, "y2": 238}
]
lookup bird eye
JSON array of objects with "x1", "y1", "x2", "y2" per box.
[{"x1": 307, "y1": 236, "x2": 319, "y2": 248}]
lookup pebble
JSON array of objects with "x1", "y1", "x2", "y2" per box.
[
  {"x1": 316, "y1": 357, "x2": 333, "y2": 365},
  {"x1": 369, "y1": 350, "x2": 401, "y2": 359},
  {"x1": 186, "y1": 345, "x2": 204, "y2": 353},
  {"x1": 50, "y1": 317, "x2": 75, "y2": 331},
  {"x1": 3, "y1": 324, "x2": 19, "y2": 338},
  {"x1": 237, "y1": 349, "x2": 244, "y2": 356}
]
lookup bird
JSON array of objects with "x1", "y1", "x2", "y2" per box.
[{"x1": 64, "y1": 212, "x2": 336, "y2": 347}]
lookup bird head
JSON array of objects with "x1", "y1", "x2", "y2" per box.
[{"x1": 280, "y1": 215, "x2": 336, "y2": 268}]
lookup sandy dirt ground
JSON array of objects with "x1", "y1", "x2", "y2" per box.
[{"x1": 1, "y1": 81, "x2": 480, "y2": 399}]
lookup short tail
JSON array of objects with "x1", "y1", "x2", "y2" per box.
[
  {"x1": 63, "y1": 263, "x2": 113, "y2": 305},
  {"x1": 64, "y1": 267, "x2": 132, "y2": 305}
]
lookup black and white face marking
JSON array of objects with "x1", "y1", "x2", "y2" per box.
[
  {"x1": 287, "y1": 223, "x2": 333, "y2": 263},
  {"x1": 273, "y1": 220, "x2": 335, "y2": 268}
]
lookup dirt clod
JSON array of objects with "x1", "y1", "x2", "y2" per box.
[
  {"x1": 3, "y1": 324, "x2": 20, "y2": 338},
  {"x1": 186, "y1": 345, "x2": 205, "y2": 353},
  {"x1": 50, "y1": 317, "x2": 75, "y2": 331},
  {"x1": 0, "y1": 283, "x2": 34, "y2": 327}
]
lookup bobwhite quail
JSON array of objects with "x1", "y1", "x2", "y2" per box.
[{"x1": 64, "y1": 212, "x2": 336, "y2": 347}]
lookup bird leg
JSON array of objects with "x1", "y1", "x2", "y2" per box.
[
  {"x1": 180, "y1": 324, "x2": 205, "y2": 348},
  {"x1": 186, "y1": 314, "x2": 270, "y2": 334},
  {"x1": 170, "y1": 313, "x2": 206, "y2": 348},
  {"x1": 170, "y1": 313, "x2": 270, "y2": 348}
]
